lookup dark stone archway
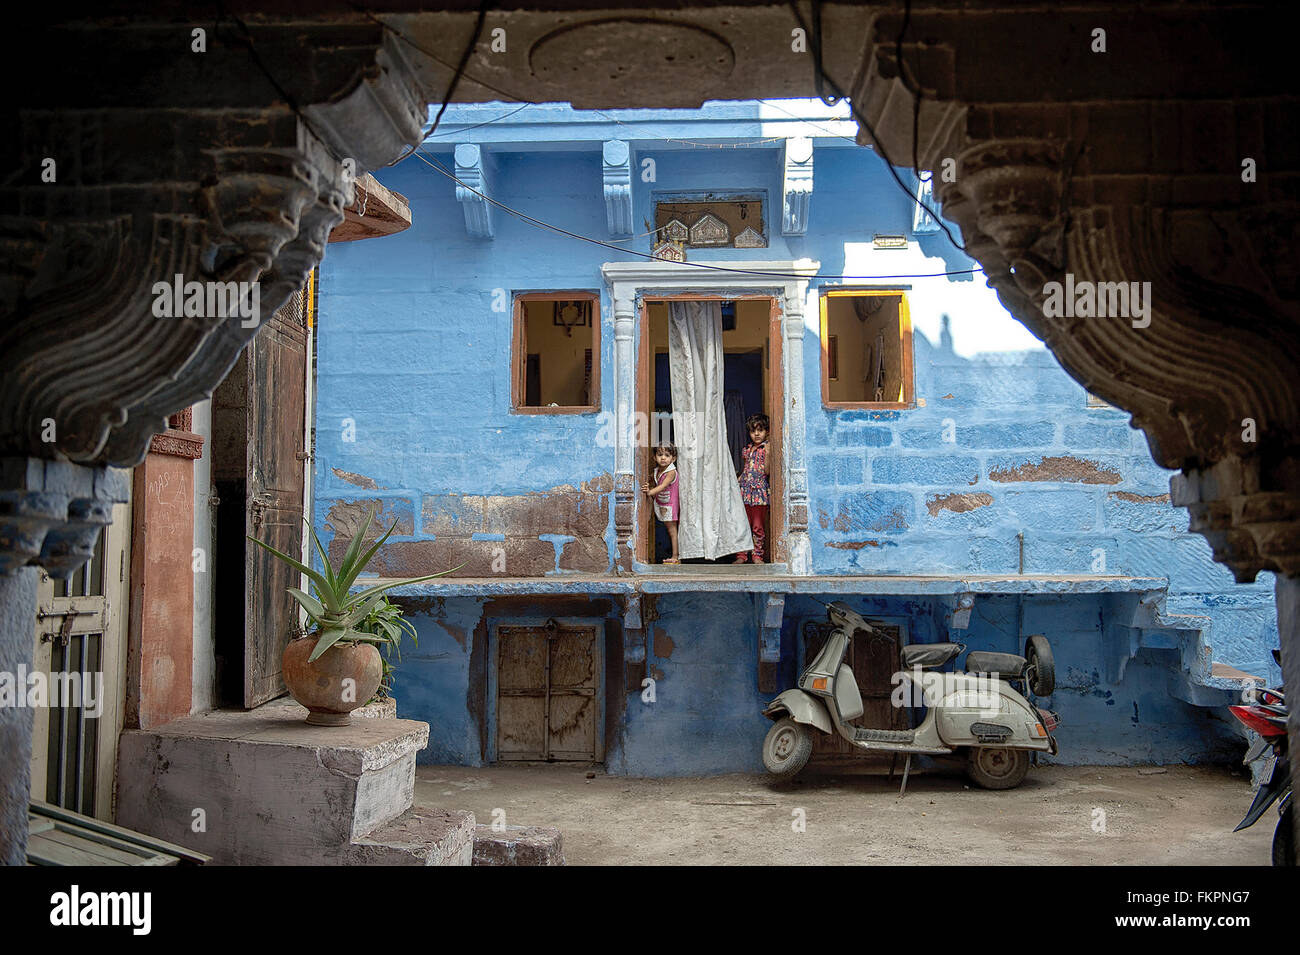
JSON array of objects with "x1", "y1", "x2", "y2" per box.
[{"x1": 2, "y1": 2, "x2": 1296, "y2": 863}]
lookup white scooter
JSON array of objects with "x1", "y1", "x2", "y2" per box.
[{"x1": 762, "y1": 601, "x2": 1058, "y2": 791}]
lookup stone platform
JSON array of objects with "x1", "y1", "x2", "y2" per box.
[
  {"x1": 116, "y1": 702, "x2": 473, "y2": 865},
  {"x1": 473, "y1": 824, "x2": 565, "y2": 866}
]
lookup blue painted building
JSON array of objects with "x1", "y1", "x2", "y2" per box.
[{"x1": 315, "y1": 100, "x2": 1279, "y2": 775}]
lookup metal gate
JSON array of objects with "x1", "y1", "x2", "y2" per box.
[
  {"x1": 495, "y1": 621, "x2": 602, "y2": 762},
  {"x1": 30, "y1": 499, "x2": 131, "y2": 819}
]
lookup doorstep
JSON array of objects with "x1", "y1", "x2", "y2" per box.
[
  {"x1": 633, "y1": 560, "x2": 790, "y2": 576},
  {"x1": 115, "y1": 702, "x2": 472, "y2": 865}
]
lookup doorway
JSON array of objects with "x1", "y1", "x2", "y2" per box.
[
  {"x1": 492, "y1": 620, "x2": 605, "y2": 762},
  {"x1": 639, "y1": 296, "x2": 784, "y2": 565},
  {"x1": 211, "y1": 287, "x2": 311, "y2": 708}
]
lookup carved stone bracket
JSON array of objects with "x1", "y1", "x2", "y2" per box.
[
  {"x1": 756, "y1": 592, "x2": 785, "y2": 692},
  {"x1": 301, "y1": 29, "x2": 427, "y2": 173},
  {"x1": 620, "y1": 591, "x2": 644, "y2": 689},
  {"x1": 912, "y1": 174, "x2": 940, "y2": 235},
  {"x1": 0, "y1": 21, "x2": 430, "y2": 479},
  {"x1": 781, "y1": 137, "x2": 813, "y2": 235},
  {"x1": 0, "y1": 458, "x2": 128, "y2": 577},
  {"x1": 454, "y1": 144, "x2": 493, "y2": 239},
  {"x1": 602, "y1": 140, "x2": 634, "y2": 237}
]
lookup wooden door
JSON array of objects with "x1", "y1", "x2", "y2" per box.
[
  {"x1": 496, "y1": 624, "x2": 602, "y2": 761},
  {"x1": 243, "y1": 291, "x2": 309, "y2": 707},
  {"x1": 30, "y1": 500, "x2": 131, "y2": 819},
  {"x1": 803, "y1": 620, "x2": 908, "y2": 767}
]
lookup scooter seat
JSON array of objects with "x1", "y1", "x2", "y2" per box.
[
  {"x1": 966, "y1": 651, "x2": 1027, "y2": 679},
  {"x1": 899, "y1": 643, "x2": 964, "y2": 670}
]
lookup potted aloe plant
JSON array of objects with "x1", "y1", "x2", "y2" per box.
[
  {"x1": 355, "y1": 592, "x2": 417, "y2": 703},
  {"x1": 249, "y1": 505, "x2": 447, "y2": 726}
]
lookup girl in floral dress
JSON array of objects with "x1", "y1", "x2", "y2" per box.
[{"x1": 737, "y1": 414, "x2": 770, "y2": 563}]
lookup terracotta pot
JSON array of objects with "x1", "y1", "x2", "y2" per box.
[{"x1": 282, "y1": 635, "x2": 382, "y2": 726}]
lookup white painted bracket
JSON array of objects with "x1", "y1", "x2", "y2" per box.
[
  {"x1": 781, "y1": 137, "x2": 813, "y2": 235},
  {"x1": 946, "y1": 592, "x2": 975, "y2": 630},
  {"x1": 454, "y1": 143, "x2": 493, "y2": 238},
  {"x1": 912, "y1": 173, "x2": 940, "y2": 234},
  {"x1": 602, "y1": 140, "x2": 633, "y2": 237},
  {"x1": 621, "y1": 591, "x2": 643, "y2": 631},
  {"x1": 758, "y1": 592, "x2": 786, "y2": 664}
]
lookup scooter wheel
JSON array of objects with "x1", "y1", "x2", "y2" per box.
[
  {"x1": 966, "y1": 747, "x2": 1030, "y2": 790},
  {"x1": 1273, "y1": 802, "x2": 1294, "y2": 867},
  {"x1": 1025, "y1": 635, "x2": 1055, "y2": 697},
  {"x1": 763, "y1": 717, "x2": 813, "y2": 779}
]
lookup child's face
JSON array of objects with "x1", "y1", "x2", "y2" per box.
[
  {"x1": 749, "y1": 425, "x2": 768, "y2": 444},
  {"x1": 655, "y1": 449, "x2": 674, "y2": 467}
]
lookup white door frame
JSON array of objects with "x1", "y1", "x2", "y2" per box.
[{"x1": 601, "y1": 259, "x2": 819, "y2": 574}]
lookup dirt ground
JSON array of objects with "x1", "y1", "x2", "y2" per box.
[{"x1": 414, "y1": 762, "x2": 1276, "y2": 865}]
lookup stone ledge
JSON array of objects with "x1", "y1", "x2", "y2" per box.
[
  {"x1": 473, "y1": 824, "x2": 565, "y2": 866},
  {"x1": 115, "y1": 702, "x2": 449, "y2": 864},
  {"x1": 354, "y1": 697, "x2": 398, "y2": 719},
  {"x1": 143, "y1": 703, "x2": 428, "y2": 776}
]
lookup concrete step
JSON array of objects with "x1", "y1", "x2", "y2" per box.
[
  {"x1": 1209, "y1": 661, "x2": 1265, "y2": 693},
  {"x1": 351, "y1": 806, "x2": 476, "y2": 866},
  {"x1": 473, "y1": 824, "x2": 565, "y2": 866}
]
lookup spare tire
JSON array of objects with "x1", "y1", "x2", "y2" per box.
[{"x1": 1025, "y1": 634, "x2": 1055, "y2": 696}]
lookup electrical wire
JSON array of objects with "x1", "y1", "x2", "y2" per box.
[
  {"x1": 412, "y1": 149, "x2": 982, "y2": 281},
  {"x1": 348, "y1": 1, "x2": 534, "y2": 104},
  {"x1": 221, "y1": 8, "x2": 336, "y2": 157},
  {"x1": 755, "y1": 99, "x2": 859, "y2": 143},
  {"x1": 424, "y1": 102, "x2": 533, "y2": 137},
  {"x1": 427, "y1": 0, "x2": 492, "y2": 138},
  {"x1": 787, "y1": 0, "x2": 968, "y2": 255},
  {"x1": 894, "y1": 0, "x2": 923, "y2": 181}
]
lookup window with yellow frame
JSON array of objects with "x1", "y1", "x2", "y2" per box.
[{"x1": 819, "y1": 290, "x2": 914, "y2": 408}]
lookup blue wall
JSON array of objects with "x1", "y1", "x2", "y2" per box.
[
  {"x1": 316, "y1": 102, "x2": 1279, "y2": 773},
  {"x1": 387, "y1": 588, "x2": 1244, "y2": 773}
]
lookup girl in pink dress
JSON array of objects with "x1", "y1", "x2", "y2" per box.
[
  {"x1": 737, "y1": 414, "x2": 771, "y2": 563},
  {"x1": 642, "y1": 444, "x2": 680, "y2": 563}
]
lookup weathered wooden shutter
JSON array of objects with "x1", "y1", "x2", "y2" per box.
[{"x1": 243, "y1": 291, "x2": 309, "y2": 707}]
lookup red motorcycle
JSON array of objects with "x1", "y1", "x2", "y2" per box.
[{"x1": 1230, "y1": 650, "x2": 1293, "y2": 866}]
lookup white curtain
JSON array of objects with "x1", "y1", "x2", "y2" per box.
[{"x1": 667, "y1": 300, "x2": 754, "y2": 560}]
